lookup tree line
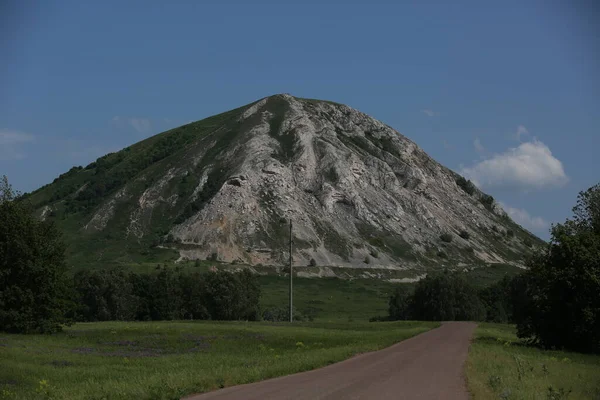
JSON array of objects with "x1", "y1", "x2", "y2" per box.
[
  {"x1": 71, "y1": 267, "x2": 260, "y2": 323},
  {"x1": 386, "y1": 183, "x2": 600, "y2": 354}
]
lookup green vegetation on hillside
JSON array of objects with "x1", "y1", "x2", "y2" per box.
[
  {"x1": 18, "y1": 101, "x2": 263, "y2": 268},
  {"x1": 467, "y1": 323, "x2": 600, "y2": 399},
  {"x1": 0, "y1": 320, "x2": 437, "y2": 400}
]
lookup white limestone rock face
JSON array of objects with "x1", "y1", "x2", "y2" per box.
[{"x1": 152, "y1": 94, "x2": 535, "y2": 268}]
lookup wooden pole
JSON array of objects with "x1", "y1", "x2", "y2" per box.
[{"x1": 289, "y1": 219, "x2": 293, "y2": 323}]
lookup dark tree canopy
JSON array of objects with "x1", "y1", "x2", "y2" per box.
[
  {"x1": 515, "y1": 183, "x2": 600, "y2": 353},
  {"x1": 388, "y1": 272, "x2": 486, "y2": 322},
  {"x1": 0, "y1": 176, "x2": 71, "y2": 333},
  {"x1": 72, "y1": 267, "x2": 260, "y2": 322}
]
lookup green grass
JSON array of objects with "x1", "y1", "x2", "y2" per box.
[
  {"x1": 259, "y1": 275, "x2": 399, "y2": 321},
  {"x1": 462, "y1": 263, "x2": 524, "y2": 289},
  {"x1": 0, "y1": 320, "x2": 438, "y2": 400},
  {"x1": 467, "y1": 323, "x2": 600, "y2": 399}
]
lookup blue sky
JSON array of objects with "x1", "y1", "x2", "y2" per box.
[{"x1": 1, "y1": 0, "x2": 599, "y2": 239}]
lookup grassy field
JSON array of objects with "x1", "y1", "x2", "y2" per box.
[
  {"x1": 0, "y1": 320, "x2": 438, "y2": 400},
  {"x1": 467, "y1": 323, "x2": 600, "y2": 399}
]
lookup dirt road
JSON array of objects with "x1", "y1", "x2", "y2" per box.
[{"x1": 184, "y1": 322, "x2": 476, "y2": 400}]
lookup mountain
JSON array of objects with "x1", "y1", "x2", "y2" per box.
[{"x1": 26, "y1": 94, "x2": 543, "y2": 273}]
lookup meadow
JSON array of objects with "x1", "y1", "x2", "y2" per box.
[
  {"x1": 0, "y1": 320, "x2": 437, "y2": 400},
  {"x1": 467, "y1": 323, "x2": 600, "y2": 399}
]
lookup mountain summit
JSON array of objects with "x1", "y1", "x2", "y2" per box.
[{"x1": 28, "y1": 94, "x2": 542, "y2": 271}]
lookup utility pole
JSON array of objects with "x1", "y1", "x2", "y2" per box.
[{"x1": 289, "y1": 218, "x2": 293, "y2": 323}]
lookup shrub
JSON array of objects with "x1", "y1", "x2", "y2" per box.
[
  {"x1": 262, "y1": 307, "x2": 309, "y2": 322},
  {"x1": 459, "y1": 230, "x2": 470, "y2": 240},
  {"x1": 369, "y1": 249, "x2": 379, "y2": 258},
  {"x1": 480, "y1": 194, "x2": 495, "y2": 211},
  {"x1": 437, "y1": 251, "x2": 448, "y2": 259},
  {"x1": 506, "y1": 229, "x2": 515, "y2": 238},
  {"x1": 523, "y1": 238, "x2": 532, "y2": 248},
  {"x1": 208, "y1": 252, "x2": 219, "y2": 261},
  {"x1": 364, "y1": 255, "x2": 371, "y2": 264},
  {"x1": 456, "y1": 176, "x2": 476, "y2": 195},
  {"x1": 309, "y1": 258, "x2": 317, "y2": 267},
  {"x1": 440, "y1": 233, "x2": 453, "y2": 243}
]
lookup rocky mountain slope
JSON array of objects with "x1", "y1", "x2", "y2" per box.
[{"x1": 27, "y1": 94, "x2": 543, "y2": 272}]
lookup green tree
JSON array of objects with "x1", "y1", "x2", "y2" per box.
[
  {"x1": 402, "y1": 272, "x2": 485, "y2": 321},
  {"x1": 479, "y1": 276, "x2": 513, "y2": 323},
  {"x1": 202, "y1": 270, "x2": 260, "y2": 321},
  {"x1": 388, "y1": 287, "x2": 411, "y2": 320},
  {"x1": 73, "y1": 269, "x2": 139, "y2": 321},
  {"x1": 515, "y1": 184, "x2": 600, "y2": 353},
  {"x1": 0, "y1": 176, "x2": 71, "y2": 333}
]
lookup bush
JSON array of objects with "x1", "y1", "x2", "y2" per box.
[
  {"x1": 480, "y1": 194, "x2": 495, "y2": 211},
  {"x1": 459, "y1": 230, "x2": 470, "y2": 240},
  {"x1": 208, "y1": 252, "x2": 219, "y2": 261},
  {"x1": 437, "y1": 251, "x2": 448, "y2": 258},
  {"x1": 523, "y1": 238, "x2": 532, "y2": 247},
  {"x1": 456, "y1": 176, "x2": 476, "y2": 196},
  {"x1": 364, "y1": 255, "x2": 371, "y2": 264},
  {"x1": 262, "y1": 307, "x2": 310, "y2": 322},
  {"x1": 506, "y1": 229, "x2": 515, "y2": 238},
  {"x1": 309, "y1": 258, "x2": 317, "y2": 267},
  {"x1": 440, "y1": 233, "x2": 453, "y2": 243},
  {"x1": 369, "y1": 249, "x2": 379, "y2": 258}
]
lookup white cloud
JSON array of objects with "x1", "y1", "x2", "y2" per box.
[
  {"x1": 0, "y1": 129, "x2": 35, "y2": 160},
  {"x1": 421, "y1": 109, "x2": 439, "y2": 117},
  {"x1": 473, "y1": 138, "x2": 485, "y2": 154},
  {"x1": 112, "y1": 116, "x2": 152, "y2": 133},
  {"x1": 515, "y1": 125, "x2": 529, "y2": 141},
  {"x1": 460, "y1": 139, "x2": 568, "y2": 190},
  {"x1": 498, "y1": 201, "x2": 549, "y2": 232}
]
